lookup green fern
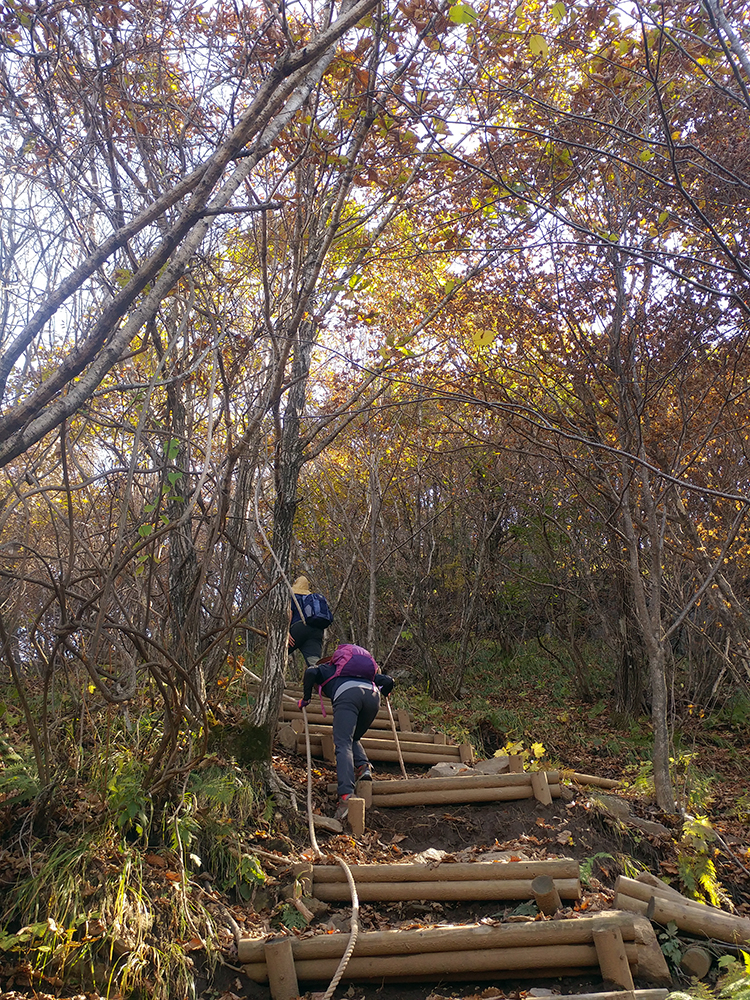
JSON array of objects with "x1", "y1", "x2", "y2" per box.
[
  {"x1": 717, "y1": 953, "x2": 750, "y2": 1000},
  {"x1": 0, "y1": 734, "x2": 40, "y2": 806},
  {"x1": 191, "y1": 771, "x2": 237, "y2": 808},
  {"x1": 679, "y1": 815, "x2": 723, "y2": 906},
  {"x1": 187, "y1": 765, "x2": 254, "y2": 818},
  {"x1": 678, "y1": 849, "x2": 722, "y2": 906},
  {"x1": 279, "y1": 902, "x2": 308, "y2": 930},
  {"x1": 698, "y1": 855, "x2": 721, "y2": 907}
]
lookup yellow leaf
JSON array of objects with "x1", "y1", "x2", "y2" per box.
[
  {"x1": 529, "y1": 34, "x2": 549, "y2": 59},
  {"x1": 550, "y1": 1, "x2": 566, "y2": 22},
  {"x1": 472, "y1": 328, "x2": 496, "y2": 347}
]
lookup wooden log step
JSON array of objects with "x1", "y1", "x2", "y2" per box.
[
  {"x1": 289, "y1": 943, "x2": 608, "y2": 981},
  {"x1": 239, "y1": 912, "x2": 669, "y2": 984},
  {"x1": 298, "y1": 740, "x2": 463, "y2": 765},
  {"x1": 310, "y1": 859, "x2": 580, "y2": 882},
  {"x1": 278, "y1": 699, "x2": 414, "y2": 729},
  {"x1": 242, "y1": 940, "x2": 660, "y2": 983},
  {"x1": 281, "y1": 706, "x2": 407, "y2": 726},
  {"x1": 244, "y1": 941, "x2": 665, "y2": 986},
  {"x1": 559, "y1": 770, "x2": 622, "y2": 789},
  {"x1": 359, "y1": 748, "x2": 464, "y2": 765},
  {"x1": 283, "y1": 711, "x2": 395, "y2": 730},
  {"x1": 293, "y1": 721, "x2": 455, "y2": 745},
  {"x1": 239, "y1": 909, "x2": 638, "y2": 963},
  {"x1": 371, "y1": 785, "x2": 561, "y2": 807},
  {"x1": 561, "y1": 991, "x2": 668, "y2": 1000},
  {"x1": 332, "y1": 967, "x2": 594, "y2": 985},
  {"x1": 636, "y1": 871, "x2": 689, "y2": 901},
  {"x1": 311, "y1": 876, "x2": 581, "y2": 903},
  {"x1": 241, "y1": 958, "x2": 595, "y2": 985},
  {"x1": 647, "y1": 894, "x2": 750, "y2": 944},
  {"x1": 371, "y1": 773, "x2": 537, "y2": 793},
  {"x1": 297, "y1": 734, "x2": 460, "y2": 756},
  {"x1": 615, "y1": 875, "x2": 725, "y2": 913},
  {"x1": 614, "y1": 892, "x2": 649, "y2": 916}
]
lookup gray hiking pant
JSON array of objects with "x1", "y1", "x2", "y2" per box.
[{"x1": 332, "y1": 683, "x2": 381, "y2": 798}]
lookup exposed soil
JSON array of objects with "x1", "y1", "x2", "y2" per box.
[
  {"x1": 202, "y1": 750, "x2": 747, "y2": 1000},
  {"x1": 3, "y1": 742, "x2": 749, "y2": 1000}
]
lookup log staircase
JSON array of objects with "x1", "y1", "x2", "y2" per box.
[
  {"x1": 277, "y1": 688, "x2": 474, "y2": 766},
  {"x1": 237, "y1": 687, "x2": 743, "y2": 999}
]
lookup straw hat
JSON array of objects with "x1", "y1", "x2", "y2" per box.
[{"x1": 291, "y1": 575, "x2": 312, "y2": 595}]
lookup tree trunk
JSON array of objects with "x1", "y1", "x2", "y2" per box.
[
  {"x1": 621, "y1": 492, "x2": 675, "y2": 812},
  {"x1": 167, "y1": 380, "x2": 205, "y2": 717},
  {"x1": 251, "y1": 321, "x2": 316, "y2": 737},
  {"x1": 367, "y1": 455, "x2": 380, "y2": 654}
]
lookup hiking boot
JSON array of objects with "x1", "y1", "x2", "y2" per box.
[
  {"x1": 334, "y1": 794, "x2": 351, "y2": 823},
  {"x1": 355, "y1": 763, "x2": 373, "y2": 782}
]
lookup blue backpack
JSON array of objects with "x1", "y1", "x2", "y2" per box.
[{"x1": 301, "y1": 592, "x2": 333, "y2": 629}]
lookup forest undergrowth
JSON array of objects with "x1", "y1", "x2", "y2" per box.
[{"x1": 0, "y1": 639, "x2": 749, "y2": 1000}]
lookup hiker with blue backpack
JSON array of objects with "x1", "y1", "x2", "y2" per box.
[
  {"x1": 297, "y1": 643, "x2": 395, "y2": 823},
  {"x1": 288, "y1": 576, "x2": 333, "y2": 670}
]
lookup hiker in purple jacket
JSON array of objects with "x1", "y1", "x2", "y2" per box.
[{"x1": 298, "y1": 643, "x2": 394, "y2": 823}]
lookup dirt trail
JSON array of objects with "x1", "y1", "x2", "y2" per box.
[{"x1": 218, "y1": 755, "x2": 698, "y2": 1000}]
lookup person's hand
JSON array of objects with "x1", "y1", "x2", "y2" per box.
[
  {"x1": 288, "y1": 633, "x2": 296, "y2": 648},
  {"x1": 297, "y1": 698, "x2": 310, "y2": 709}
]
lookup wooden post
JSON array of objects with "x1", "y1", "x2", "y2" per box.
[
  {"x1": 263, "y1": 937, "x2": 299, "y2": 1000},
  {"x1": 277, "y1": 724, "x2": 298, "y2": 751},
  {"x1": 321, "y1": 734, "x2": 335, "y2": 763},
  {"x1": 680, "y1": 945, "x2": 712, "y2": 979},
  {"x1": 531, "y1": 770, "x2": 552, "y2": 805},
  {"x1": 532, "y1": 874, "x2": 563, "y2": 915},
  {"x1": 396, "y1": 709, "x2": 412, "y2": 732},
  {"x1": 357, "y1": 780, "x2": 373, "y2": 807},
  {"x1": 594, "y1": 926, "x2": 635, "y2": 991},
  {"x1": 632, "y1": 914, "x2": 672, "y2": 985},
  {"x1": 509, "y1": 754, "x2": 525, "y2": 772},
  {"x1": 459, "y1": 743, "x2": 474, "y2": 764},
  {"x1": 433, "y1": 732, "x2": 446, "y2": 744},
  {"x1": 348, "y1": 796, "x2": 365, "y2": 836}
]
